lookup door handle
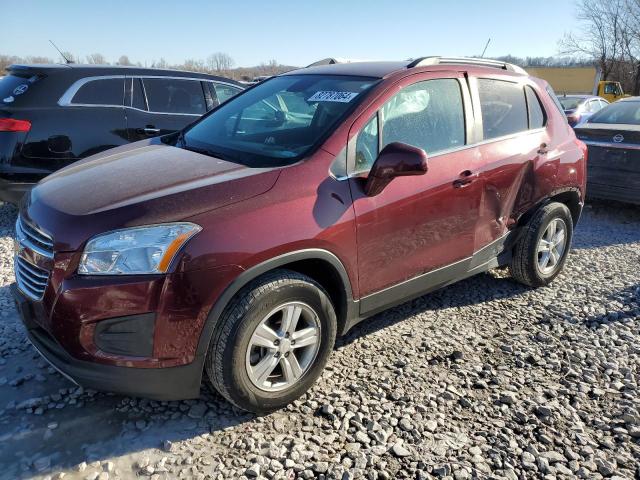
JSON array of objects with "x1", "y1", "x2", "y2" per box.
[
  {"x1": 453, "y1": 170, "x2": 477, "y2": 188},
  {"x1": 137, "y1": 126, "x2": 160, "y2": 135},
  {"x1": 538, "y1": 143, "x2": 549, "y2": 155}
]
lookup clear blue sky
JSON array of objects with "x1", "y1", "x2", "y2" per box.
[{"x1": 2, "y1": 0, "x2": 579, "y2": 67}]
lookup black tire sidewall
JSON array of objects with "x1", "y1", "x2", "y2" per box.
[
  {"x1": 221, "y1": 281, "x2": 336, "y2": 412},
  {"x1": 530, "y1": 204, "x2": 573, "y2": 284}
]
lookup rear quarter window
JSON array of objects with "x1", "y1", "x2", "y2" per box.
[{"x1": 71, "y1": 78, "x2": 124, "y2": 106}]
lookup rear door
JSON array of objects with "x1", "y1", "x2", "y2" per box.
[
  {"x1": 125, "y1": 76, "x2": 208, "y2": 142},
  {"x1": 20, "y1": 76, "x2": 128, "y2": 173},
  {"x1": 470, "y1": 77, "x2": 551, "y2": 250}
]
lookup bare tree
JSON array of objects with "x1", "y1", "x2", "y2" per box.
[
  {"x1": 621, "y1": 0, "x2": 640, "y2": 93},
  {"x1": 207, "y1": 52, "x2": 235, "y2": 72},
  {"x1": 559, "y1": 0, "x2": 626, "y2": 79},
  {"x1": 86, "y1": 53, "x2": 107, "y2": 65},
  {"x1": 117, "y1": 55, "x2": 133, "y2": 66}
]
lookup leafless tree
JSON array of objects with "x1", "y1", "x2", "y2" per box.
[
  {"x1": 559, "y1": 0, "x2": 626, "y2": 79},
  {"x1": 207, "y1": 52, "x2": 235, "y2": 72},
  {"x1": 117, "y1": 55, "x2": 133, "y2": 66},
  {"x1": 86, "y1": 53, "x2": 108, "y2": 65},
  {"x1": 621, "y1": 0, "x2": 640, "y2": 93}
]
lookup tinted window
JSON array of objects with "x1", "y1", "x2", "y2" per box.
[
  {"x1": 143, "y1": 78, "x2": 206, "y2": 114},
  {"x1": 0, "y1": 73, "x2": 43, "y2": 106},
  {"x1": 525, "y1": 86, "x2": 545, "y2": 128},
  {"x1": 131, "y1": 78, "x2": 146, "y2": 110},
  {"x1": 72, "y1": 78, "x2": 124, "y2": 106},
  {"x1": 381, "y1": 79, "x2": 465, "y2": 154},
  {"x1": 478, "y1": 79, "x2": 528, "y2": 139},
  {"x1": 588, "y1": 101, "x2": 640, "y2": 124},
  {"x1": 182, "y1": 75, "x2": 377, "y2": 167},
  {"x1": 214, "y1": 83, "x2": 242, "y2": 103},
  {"x1": 354, "y1": 114, "x2": 379, "y2": 173}
]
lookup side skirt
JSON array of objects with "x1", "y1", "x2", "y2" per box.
[{"x1": 345, "y1": 231, "x2": 518, "y2": 331}]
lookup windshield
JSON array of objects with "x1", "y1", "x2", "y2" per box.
[
  {"x1": 559, "y1": 97, "x2": 582, "y2": 110},
  {"x1": 181, "y1": 74, "x2": 378, "y2": 167},
  {"x1": 588, "y1": 101, "x2": 640, "y2": 125}
]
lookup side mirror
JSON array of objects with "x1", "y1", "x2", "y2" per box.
[{"x1": 364, "y1": 142, "x2": 428, "y2": 196}]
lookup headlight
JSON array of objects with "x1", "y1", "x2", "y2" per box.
[{"x1": 78, "y1": 223, "x2": 201, "y2": 275}]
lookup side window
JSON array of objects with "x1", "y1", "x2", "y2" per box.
[
  {"x1": 478, "y1": 79, "x2": 528, "y2": 139},
  {"x1": 131, "y1": 78, "x2": 146, "y2": 110},
  {"x1": 545, "y1": 85, "x2": 567, "y2": 119},
  {"x1": 143, "y1": 78, "x2": 206, "y2": 114},
  {"x1": 71, "y1": 78, "x2": 124, "y2": 106},
  {"x1": 525, "y1": 86, "x2": 546, "y2": 129},
  {"x1": 381, "y1": 79, "x2": 465, "y2": 154},
  {"x1": 354, "y1": 115, "x2": 379, "y2": 174},
  {"x1": 214, "y1": 83, "x2": 242, "y2": 103},
  {"x1": 599, "y1": 99, "x2": 609, "y2": 109}
]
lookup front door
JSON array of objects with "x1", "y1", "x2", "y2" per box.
[
  {"x1": 125, "y1": 77, "x2": 207, "y2": 142},
  {"x1": 348, "y1": 73, "x2": 483, "y2": 312}
]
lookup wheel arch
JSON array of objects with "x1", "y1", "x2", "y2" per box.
[
  {"x1": 195, "y1": 249, "x2": 357, "y2": 358},
  {"x1": 517, "y1": 188, "x2": 583, "y2": 229}
]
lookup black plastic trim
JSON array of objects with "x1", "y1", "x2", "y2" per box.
[
  {"x1": 357, "y1": 232, "x2": 514, "y2": 318},
  {"x1": 195, "y1": 249, "x2": 357, "y2": 356},
  {"x1": 94, "y1": 313, "x2": 155, "y2": 357}
]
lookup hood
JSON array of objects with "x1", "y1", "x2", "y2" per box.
[{"x1": 25, "y1": 139, "x2": 280, "y2": 251}]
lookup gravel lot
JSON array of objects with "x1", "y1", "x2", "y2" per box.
[{"x1": 0, "y1": 199, "x2": 638, "y2": 480}]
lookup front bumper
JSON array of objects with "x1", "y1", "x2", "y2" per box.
[
  {"x1": 0, "y1": 177, "x2": 34, "y2": 204},
  {"x1": 12, "y1": 282, "x2": 204, "y2": 400}
]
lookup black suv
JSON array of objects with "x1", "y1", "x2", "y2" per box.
[{"x1": 0, "y1": 64, "x2": 243, "y2": 203}]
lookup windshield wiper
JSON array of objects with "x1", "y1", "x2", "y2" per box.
[{"x1": 182, "y1": 144, "x2": 232, "y2": 162}]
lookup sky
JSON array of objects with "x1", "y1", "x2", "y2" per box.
[{"x1": 2, "y1": 0, "x2": 580, "y2": 67}]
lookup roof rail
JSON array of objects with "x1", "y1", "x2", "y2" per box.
[{"x1": 407, "y1": 56, "x2": 527, "y2": 75}]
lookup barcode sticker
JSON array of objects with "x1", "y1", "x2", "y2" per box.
[{"x1": 307, "y1": 91, "x2": 359, "y2": 103}]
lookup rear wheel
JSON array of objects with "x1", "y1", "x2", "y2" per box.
[
  {"x1": 511, "y1": 202, "x2": 573, "y2": 287},
  {"x1": 205, "y1": 270, "x2": 336, "y2": 413}
]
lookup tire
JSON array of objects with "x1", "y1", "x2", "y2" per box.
[
  {"x1": 511, "y1": 202, "x2": 573, "y2": 287},
  {"x1": 205, "y1": 269, "x2": 337, "y2": 413}
]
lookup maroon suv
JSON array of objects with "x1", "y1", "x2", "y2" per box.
[{"x1": 12, "y1": 57, "x2": 587, "y2": 413}]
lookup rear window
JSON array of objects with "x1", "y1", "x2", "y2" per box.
[
  {"x1": 71, "y1": 78, "x2": 124, "y2": 106},
  {"x1": 478, "y1": 79, "x2": 528, "y2": 139},
  {"x1": 558, "y1": 97, "x2": 582, "y2": 110},
  {"x1": 0, "y1": 73, "x2": 43, "y2": 106},
  {"x1": 588, "y1": 101, "x2": 640, "y2": 124},
  {"x1": 143, "y1": 78, "x2": 206, "y2": 114}
]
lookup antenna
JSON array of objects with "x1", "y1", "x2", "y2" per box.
[
  {"x1": 480, "y1": 38, "x2": 491, "y2": 58},
  {"x1": 49, "y1": 40, "x2": 73, "y2": 64}
]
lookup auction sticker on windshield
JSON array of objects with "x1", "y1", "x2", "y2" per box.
[{"x1": 308, "y1": 91, "x2": 359, "y2": 102}]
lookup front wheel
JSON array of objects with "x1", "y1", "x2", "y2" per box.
[
  {"x1": 510, "y1": 202, "x2": 574, "y2": 287},
  {"x1": 205, "y1": 270, "x2": 337, "y2": 413}
]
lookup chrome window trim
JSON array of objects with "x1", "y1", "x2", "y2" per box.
[
  {"x1": 58, "y1": 75, "x2": 242, "y2": 114},
  {"x1": 582, "y1": 140, "x2": 640, "y2": 151}
]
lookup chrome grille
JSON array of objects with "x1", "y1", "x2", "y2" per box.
[
  {"x1": 15, "y1": 216, "x2": 54, "y2": 259},
  {"x1": 15, "y1": 216, "x2": 53, "y2": 301},
  {"x1": 15, "y1": 256, "x2": 50, "y2": 300}
]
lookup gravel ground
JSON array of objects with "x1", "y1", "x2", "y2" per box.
[{"x1": 0, "y1": 200, "x2": 638, "y2": 480}]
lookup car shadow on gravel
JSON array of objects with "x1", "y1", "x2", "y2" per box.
[{"x1": 0, "y1": 291, "x2": 253, "y2": 479}]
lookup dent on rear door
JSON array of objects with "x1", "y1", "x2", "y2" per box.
[{"x1": 475, "y1": 131, "x2": 548, "y2": 251}]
